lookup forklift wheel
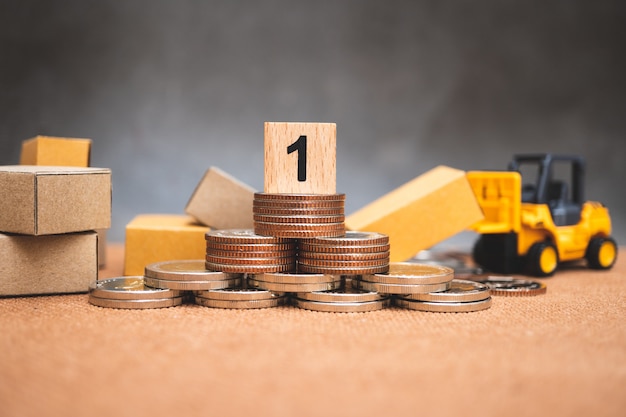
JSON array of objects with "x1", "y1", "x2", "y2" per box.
[
  {"x1": 526, "y1": 242, "x2": 559, "y2": 277},
  {"x1": 586, "y1": 237, "x2": 617, "y2": 270}
]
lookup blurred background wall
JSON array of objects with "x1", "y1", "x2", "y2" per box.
[{"x1": 1, "y1": 0, "x2": 624, "y2": 245}]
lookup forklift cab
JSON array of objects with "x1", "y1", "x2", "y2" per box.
[{"x1": 508, "y1": 154, "x2": 585, "y2": 227}]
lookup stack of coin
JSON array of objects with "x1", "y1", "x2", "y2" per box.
[
  {"x1": 294, "y1": 286, "x2": 390, "y2": 313},
  {"x1": 297, "y1": 231, "x2": 390, "y2": 275},
  {"x1": 354, "y1": 262, "x2": 453, "y2": 295},
  {"x1": 248, "y1": 272, "x2": 342, "y2": 293},
  {"x1": 395, "y1": 279, "x2": 492, "y2": 312},
  {"x1": 88, "y1": 276, "x2": 184, "y2": 309},
  {"x1": 253, "y1": 193, "x2": 346, "y2": 238},
  {"x1": 144, "y1": 260, "x2": 241, "y2": 291},
  {"x1": 195, "y1": 288, "x2": 287, "y2": 309},
  {"x1": 205, "y1": 229, "x2": 297, "y2": 273}
]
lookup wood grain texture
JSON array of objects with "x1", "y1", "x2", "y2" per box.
[{"x1": 264, "y1": 122, "x2": 336, "y2": 194}]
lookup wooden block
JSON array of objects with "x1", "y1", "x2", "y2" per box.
[
  {"x1": 185, "y1": 167, "x2": 256, "y2": 229},
  {"x1": 264, "y1": 122, "x2": 336, "y2": 194},
  {"x1": 0, "y1": 166, "x2": 111, "y2": 235},
  {"x1": 0, "y1": 231, "x2": 97, "y2": 296},
  {"x1": 345, "y1": 166, "x2": 484, "y2": 262},
  {"x1": 20, "y1": 136, "x2": 92, "y2": 166},
  {"x1": 124, "y1": 214, "x2": 210, "y2": 276}
]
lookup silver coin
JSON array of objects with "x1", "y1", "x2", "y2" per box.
[
  {"x1": 248, "y1": 279, "x2": 341, "y2": 293},
  {"x1": 256, "y1": 272, "x2": 340, "y2": 284},
  {"x1": 89, "y1": 277, "x2": 182, "y2": 300},
  {"x1": 145, "y1": 260, "x2": 237, "y2": 281},
  {"x1": 88, "y1": 296, "x2": 184, "y2": 309},
  {"x1": 402, "y1": 279, "x2": 491, "y2": 302},
  {"x1": 195, "y1": 288, "x2": 283, "y2": 301},
  {"x1": 194, "y1": 296, "x2": 286, "y2": 309},
  {"x1": 354, "y1": 279, "x2": 450, "y2": 294},
  {"x1": 293, "y1": 298, "x2": 389, "y2": 313},
  {"x1": 300, "y1": 231, "x2": 389, "y2": 246},
  {"x1": 205, "y1": 229, "x2": 290, "y2": 244},
  {"x1": 297, "y1": 288, "x2": 384, "y2": 303},
  {"x1": 364, "y1": 262, "x2": 454, "y2": 285},
  {"x1": 144, "y1": 277, "x2": 240, "y2": 291},
  {"x1": 476, "y1": 277, "x2": 547, "y2": 296},
  {"x1": 394, "y1": 297, "x2": 492, "y2": 313}
]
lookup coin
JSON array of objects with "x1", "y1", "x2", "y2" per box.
[
  {"x1": 194, "y1": 296, "x2": 286, "y2": 309},
  {"x1": 252, "y1": 200, "x2": 345, "y2": 209},
  {"x1": 253, "y1": 206, "x2": 345, "y2": 216},
  {"x1": 364, "y1": 262, "x2": 454, "y2": 285},
  {"x1": 254, "y1": 228, "x2": 346, "y2": 239},
  {"x1": 354, "y1": 279, "x2": 451, "y2": 294},
  {"x1": 298, "y1": 243, "x2": 391, "y2": 254},
  {"x1": 256, "y1": 272, "x2": 340, "y2": 284},
  {"x1": 253, "y1": 221, "x2": 345, "y2": 231},
  {"x1": 297, "y1": 288, "x2": 384, "y2": 303},
  {"x1": 254, "y1": 193, "x2": 346, "y2": 201},
  {"x1": 195, "y1": 288, "x2": 283, "y2": 301},
  {"x1": 145, "y1": 260, "x2": 236, "y2": 281},
  {"x1": 297, "y1": 258, "x2": 389, "y2": 268},
  {"x1": 401, "y1": 279, "x2": 491, "y2": 302},
  {"x1": 475, "y1": 277, "x2": 547, "y2": 296},
  {"x1": 297, "y1": 264, "x2": 389, "y2": 275},
  {"x1": 206, "y1": 242, "x2": 297, "y2": 252},
  {"x1": 89, "y1": 296, "x2": 184, "y2": 309},
  {"x1": 293, "y1": 298, "x2": 389, "y2": 313},
  {"x1": 89, "y1": 277, "x2": 183, "y2": 300},
  {"x1": 394, "y1": 297, "x2": 492, "y2": 313},
  {"x1": 144, "y1": 276, "x2": 240, "y2": 291},
  {"x1": 297, "y1": 251, "x2": 389, "y2": 261},
  {"x1": 248, "y1": 278, "x2": 341, "y2": 293},
  {"x1": 253, "y1": 214, "x2": 345, "y2": 224},
  {"x1": 300, "y1": 231, "x2": 389, "y2": 247},
  {"x1": 205, "y1": 229, "x2": 290, "y2": 244},
  {"x1": 205, "y1": 255, "x2": 295, "y2": 265},
  {"x1": 205, "y1": 261, "x2": 296, "y2": 274}
]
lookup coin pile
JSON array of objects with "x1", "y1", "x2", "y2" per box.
[
  {"x1": 205, "y1": 229, "x2": 297, "y2": 273},
  {"x1": 145, "y1": 260, "x2": 241, "y2": 291},
  {"x1": 253, "y1": 193, "x2": 346, "y2": 238},
  {"x1": 88, "y1": 276, "x2": 184, "y2": 309},
  {"x1": 195, "y1": 288, "x2": 288, "y2": 309},
  {"x1": 297, "y1": 231, "x2": 390, "y2": 275},
  {"x1": 395, "y1": 279, "x2": 492, "y2": 312}
]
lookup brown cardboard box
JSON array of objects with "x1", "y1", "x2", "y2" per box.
[
  {"x1": 124, "y1": 214, "x2": 210, "y2": 276},
  {"x1": 20, "y1": 136, "x2": 92, "y2": 166},
  {"x1": 0, "y1": 166, "x2": 111, "y2": 235},
  {"x1": 185, "y1": 167, "x2": 256, "y2": 229},
  {"x1": 0, "y1": 231, "x2": 98, "y2": 296},
  {"x1": 345, "y1": 166, "x2": 484, "y2": 262}
]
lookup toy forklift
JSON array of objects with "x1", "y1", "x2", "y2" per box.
[{"x1": 468, "y1": 154, "x2": 617, "y2": 276}]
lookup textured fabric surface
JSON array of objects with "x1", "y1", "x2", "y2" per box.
[{"x1": 1, "y1": 245, "x2": 624, "y2": 417}]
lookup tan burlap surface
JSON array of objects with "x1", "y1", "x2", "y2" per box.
[{"x1": 1, "y1": 245, "x2": 624, "y2": 417}]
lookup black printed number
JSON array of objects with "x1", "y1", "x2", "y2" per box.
[{"x1": 287, "y1": 135, "x2": 307, "y2": 182}]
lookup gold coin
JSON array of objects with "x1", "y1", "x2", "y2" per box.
[
  {"x1": 248, "y1": 279, "x2": 341, "y2": 293},
  {"x1": 293, "y1": 298, "x2": 389, "y2": 313},
  {"x1": 300, "y1": 231, "x2": 389, "y2": 246},
  {"x1": 297, "y1": 264, "x2": 389, "y2": 275},
  {"x1": 89, "y1": 277, "x2": 183, "y2": 300},
  {"x1": 363, "y1": 262, "x2": 454, "y2": 285},
  {"x1": 297, "y1": 243, "x2": 391, "y2": 254},
  {"x1": 256, "y1": 272, "x2": 340, "y2": 284},
  {"x1": 253, "y1": 214, "x2": 345, "y2": 224},
  {"x1": 394, "y1": 297, "x2": 492, "y2": 313},
  {"x1": 205, "y1": 261, "x2": 296, "y2": 274},
  {"x1": 205, "y1": 229, "x2": 290, "y2": 244},
  {"x1": 145, "y1": 260, "x2": 234, "y2": 281},
  {"x1": 89, "y1": 296, "x2": 184, "y2": 309}
]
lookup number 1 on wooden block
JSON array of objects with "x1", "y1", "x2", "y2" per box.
[{"x1": 264, "y1": 122, "x2": 336, "y2": 194}]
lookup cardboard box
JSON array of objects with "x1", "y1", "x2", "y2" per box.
[
  {"x1": 345, "y1": 166, "x2": 484, "y2": 262},
  {"x1": 124, "y1": 214, "x2": 210, "y2": 276},
  {"x1": 0, "y1": 231, "x2": 98, "y2": 296},
  {"x1": 20, "y1": 136, "x2": 92, "y2": 166},
  {"x1": 0, "y1": 166, "x2": 111, "y2": 235},
  {"x1": 185, "y1": 167, "x2": 255, "y2": 229}
]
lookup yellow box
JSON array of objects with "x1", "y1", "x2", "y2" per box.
[
  {"x1": 0, "y1": 231, "x2": 97, "y2": 296},
  {"x1": 20, "y1": 136, "x2": 92, "y2": 166},
  {"x1": 124, "y1": 214, "x2": 210, "y2": 276},
  {"x1": 345, "y1": 166, "x2": 484, "y2": 262}
]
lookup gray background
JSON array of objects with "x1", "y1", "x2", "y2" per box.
[{"x1": 1, "y1": 0, "x2": 624, "y2": 246}]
